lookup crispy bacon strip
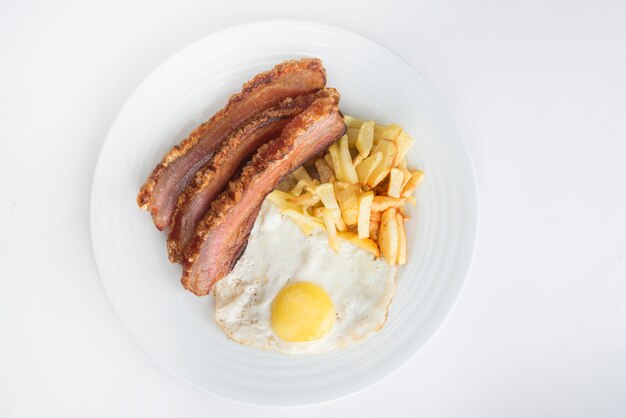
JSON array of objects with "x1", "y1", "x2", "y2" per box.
[
  {"x1": 137, "y1": 58, "x2": 326, "y2": 230},
  {"x1": 181, "y1": 89, "x2": 346, "y2": 296},
  {"x1": 166, "y1": 92, "x2": 320, "y2": 263}
]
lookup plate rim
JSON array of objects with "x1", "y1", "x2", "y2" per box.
[{"x1": 90, "y1": 19, "x2": 479, "y2": 407}]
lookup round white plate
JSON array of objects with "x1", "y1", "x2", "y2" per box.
[{"x1": 91, "y1": 21, "x2": 477, "y2": 406}]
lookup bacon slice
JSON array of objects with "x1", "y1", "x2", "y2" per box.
[
  {"x1": 137, "y1": 58, "x2": 327, "y2": 230},
  {"x1": 166, "y1": 92, "x2": 320, "y2": 263},
  {"x1": 181, "y1": 89, "x2": 346, "y2": 296}
]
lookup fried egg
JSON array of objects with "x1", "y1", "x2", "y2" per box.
[{"x1": 212, "y1": 200, "x2": 397, "y2": 354}]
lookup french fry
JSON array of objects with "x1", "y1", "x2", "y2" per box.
[
  {"x1": 401, "y1": 170, "x2": 425, "y2": 197},
  {"x1": 293, "y1": 175, "x2": 319, "y2": 196},
  {"x1": 374, "y1": 124, "x2": 388, "y2": 134},
  {"x1": 398, "y1": 167, "x2": 412, "y2": 189},
  {"x1": 315, "y1": 182, "x2": 339, "y2": 209},
  {"x1": 328, "y1": 142, "x2": 345, "y2": 181},
  {"x1": 366, "y1": 139, "x2": 397, "y2": 187},
  {"x1": 276, "y1": 173, "x2": 298, "y2": 191},
  {"x1": 337, "y1": 231, "x2": 380, "y2": 257},
  {"x1": 369, "y1": 210, "x2": 381, "y2": 241},
  {"x1": 371, "y1": 184, "x2": 387, "y2": 196},
  {"x1": 387, "y1": 168, "x2": 404, "y2": 198},
  {"x1": 379, "y1": 124, "x2": 402, "y2": 142},
  {"x1": 267, "y1": 190, "x2": 301, "y2": 212},
  {"x1": 397, "y1": 206, "x2": 411, "y2": 220},
  {"x1": 357, "y1": 190, "x2": 374, "y2": 239},
  {"x1": 396, "y1": 158, "x2": 407, "y2": 169},
  {"x1": 396, "y1": 211, "x2": 407, "y2": 265},
  {"x1": 356, "y1": 151, "x2": 382, "y2": 184},
  {"x1": 287, "y1": 192, "x2": 320, "y2": 206},
  {"x1": 371, "y1": 196, "x2": 406, "y2": 211},
  {"x1": 289, "y1": 179, "x2": 307, "y2": 196},
  {"x1": 292, "y1": 219, "x2": 315, "y2": 236},
  {"x1": 393, "y1": 131, "x2": 414, "y2": 166},
  {"x1": 315, "y1": 183, "x2": 346, "y2": 230},
  {"x1": 319, "y1": 208, "x2": 339, "y2": 251},
  {"x1": 334, "y1": 181, "x2": 352, "y2": 191},
  {"x1": 356, "y1": 121, "x2": 375, "y2": 158},
  {"x1": 315, "y1": 158, "x2": 335, "y2": 183},
  {"x1": 343, "y1": 115, "x2": 364, "y2": 129},
  {"x1": 347, "y1": 127, "x2": 359, "y2": 147},
  {"x1": 313, "y1": 206, "x2": 346, "y2": 232},
  {"x1": 281, "y1": 209, "x2": 324, "y2": 231},
  {"x1": 324, "y1": 153, "x2": 334, "y2": 171},
  {"x1": 336, "y1": 183, "x2": 360, "y2": 226},
  {"x1": 292, "y1": 166, "x2": 313, "y2": 183},
  {"x1": 339, "y1": 135, "x2": 358, "y2": 183},
  {"x1": 379, "y1": 208, "x2": 399, "y2": 265},
  {"x1": 352, "y1": 154, "x2": 365, "y2": 167}
]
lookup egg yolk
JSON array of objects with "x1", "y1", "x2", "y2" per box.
[{"x1": 271, "y1": 282, "x2": 336, "y2": 342}]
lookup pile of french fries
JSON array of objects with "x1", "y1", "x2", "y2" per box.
[{"x1": 267, "y1": 116, "x2": 424, "y2": 266}]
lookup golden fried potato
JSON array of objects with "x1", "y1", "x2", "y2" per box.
[
  {"x1": 281, "y1": 209, "x2": 324, "y2": 231},
  {"x1": 352, "y1": 154, "x2": 365, "y2": 167},
  {"x1": 314, "y1": 158, "x2": 335, "y2": 183},
  {"x1": 339, "y1": 134, "x2": 358, "y2": 183},
  {"x1": 287, "y1": 192, "x2": 321, "y2": 206},
  {"x1": 393, "y1": 131, "x2": 414, "y2": 167},
  {"x1": 328, "y1": 142, "x2": 345, "y2": 182},
  {"x1": 295, "y1": 219, "x2": 318, "y2": 235},
  {"x1": 379, "y1": 208, "x2": 399, "y2": 265},
  {"x1": 397, "y1": 206, "x2": 411, "y2": 220},
  {"x1": 374, "y1": 123, "x2": 388, "y2": 134},
  {"x1": 289, "y1": 176, "x2": 319, "y2": 196},
  {"x1": 324, "y1": 153, "x2": 334, "y2": 171},
  {"x1": 292, "y1": 166, "x2": 313, "y2": 183},
  {"x1": 356, "y1": 121, "x2": 375, "y2": 158},
  {"x1": 369, "y1": 210, "x2": 381, "y2": 241},
  {"x1": 401, "y1": 170, "x2": 425, "y2": 197},
  {"x1": 371, "y1": 196, "x2": 407, "y2": 211},
  {"x1": 398, "y1": 167, "x2": 412, "y2": 189},
  {"x1": 336, "y1": 183, "x2": 360, "y2": 226},
  {"x1": 356, "y1": 151, "x2": 383, "y2": 184},
  {"x1": 319, "y1": 208, "x2": 339, "y2": 252},
  {"x1": 313, "y1": 206, "x2": 346, "y2": 232},
  {"x1": 347, "y1": 127, "x2": 359, "y2": 147},
  {"x1": 315, "y1": 182, "x2": 339, "y2": 209},
  {"x1": 366, "y1": 139, "x2": 397, "y2": 187},
  {"x1": 267, "y1": 190, "x2": 301, "y2": 212},
  {"x1": 387, "y1": 168, "x2": 404, "y2": 198},
  {"x1": 396, "y1": 211, "x2": 407, "y2": 265},
  {"x1": 380, "y1": 125, "x2": 402, "y2": 142},
  {"x1": 337, "y1": 231, "x2": 380, "y2": 257},
  {"x1": 357, "y1": 190, "x2": 374, "y2": 239},
  {"x1": 343, "y1": 115, "x2": 364, "y2": 129}
]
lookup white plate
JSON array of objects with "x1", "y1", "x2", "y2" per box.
[{"x1": 91, "y1": 21, "x2": 478, "y2": 406}]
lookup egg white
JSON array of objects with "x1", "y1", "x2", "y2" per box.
[{"x1": 212, "y1": 200, "x2": 397, "y2": 354}]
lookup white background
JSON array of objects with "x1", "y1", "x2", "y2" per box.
[{"x1": 1, "y1": 0, "x2": 625, "y2": 416}]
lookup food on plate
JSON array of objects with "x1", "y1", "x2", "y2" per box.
[
  {"x1": 166, "y1": 92, "x2": 321, "y2": 263},
  {"x1": 137, "y1": 58, "x2": 326, "y2": 230},
  {"x1": 271, "y1": 281, "x2": 335, "y2": 342},
  {"x1": 136, "y1": 58, "x2": 425, "y2": 353},
  {"x1": 357, "y1": 190, "x2": 374, "y2": 239},
  {"x1": 266, "y1": 116, "x2": 423, "y2": 266},
  {"x1": 181, "y1": 89, "x2": 346, "y2": 296},
  {"x1": 379, "y1": 208, "x2": 399, "y2": 265},
  {"x1": 212, "y1": 202, "x2": 396, "y2": 354}
]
